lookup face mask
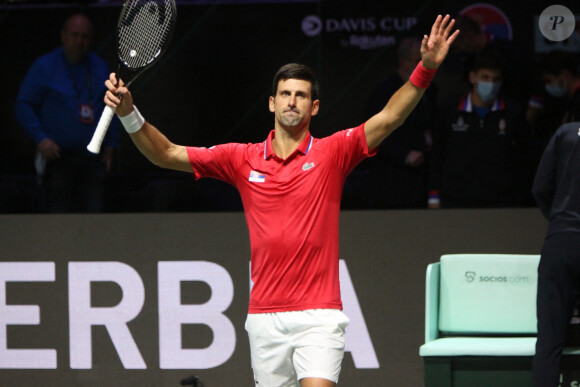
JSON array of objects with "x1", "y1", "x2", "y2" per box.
[
  {"x1": 545, "y1": 82, "x2": 568, "y2": 98},
  {"x1": 476, "y1": 81, "x2": 500, "y2": 102}
]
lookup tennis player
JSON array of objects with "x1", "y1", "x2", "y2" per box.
[{"x1": 104, "y1": 14, "x2": 458, "y2": 387}]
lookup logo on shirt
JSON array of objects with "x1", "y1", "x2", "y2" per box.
[
  {"x1": 452, "y1": 116, "x2": 469, "y2": 132},
  {"x1": 498, "y1": 119, "x2": 506, "y2": 135},
  {"x1": 249, "y1": 170, "x2": 266, "y2": 183},
  {"x1": 302, "y1": 162, "x2": 315, "y2": 171}
]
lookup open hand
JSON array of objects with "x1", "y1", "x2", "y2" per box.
[
  {"x1": 38, "y1": 138, "x2": 60, "y2": 160},
  {"x1": 421, "y1": 14, "x2": 460, "y2": 69}
]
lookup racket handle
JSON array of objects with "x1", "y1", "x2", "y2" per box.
[{"x1": 87, "y1": 105, "x2": 115, "y2": 154}]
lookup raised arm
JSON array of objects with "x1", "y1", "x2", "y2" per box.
[
  {"x1": 104, "y1": 73, "x2": 192, "y2": 173},
  {"x1": 364, "y1": 14, "x2": 459, "y2": 150}
]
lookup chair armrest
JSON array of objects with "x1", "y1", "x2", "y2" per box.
[{"x1": 425, "y1": 262, "x2": 440, "y2": 343}]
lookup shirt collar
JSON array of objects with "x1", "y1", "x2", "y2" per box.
[
  {"x1": 264, "y1": 130, "x2": 313, "y2": 160},
  {"x1": 459, "y1": 92, "x2": 505, "y2": 113}
]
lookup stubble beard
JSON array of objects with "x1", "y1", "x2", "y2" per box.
[{"x1": 279, "y1": 110, "x2": 303, "y2": 128}]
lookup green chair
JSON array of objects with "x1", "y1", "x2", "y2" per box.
[{"x1": 420, "y1": 254, "x2": 542, "y2": 387}]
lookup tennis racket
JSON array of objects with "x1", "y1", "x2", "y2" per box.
[{"x1": 87, "y1": 0, "x2": 177, "y2": 154}]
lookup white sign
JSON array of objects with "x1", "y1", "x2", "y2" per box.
[{"x1": 0, "y1": 260, "x2": 378, "y2": 370}]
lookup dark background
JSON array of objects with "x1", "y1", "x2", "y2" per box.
[
  {"x1": 0, "y1": 1, "x2": 578, "y2": 385},
  {"x1": 1, "y1": 0, "x2": 578, "y2": 212}
]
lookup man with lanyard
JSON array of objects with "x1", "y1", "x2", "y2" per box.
[
  {"x1": 16, "y1": 13, "x2": 117, "y2": 212},
  {"x1": 103, "y1": 14, "x2": 458, "y2": 387}
]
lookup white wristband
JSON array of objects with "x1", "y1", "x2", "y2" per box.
[{"x1": 119, "y1": 106, "x2": 145, "y2": 133}]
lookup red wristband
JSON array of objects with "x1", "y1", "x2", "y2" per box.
[{"x1": 409, "y1": 61, "x2": 437, "y2": 89}]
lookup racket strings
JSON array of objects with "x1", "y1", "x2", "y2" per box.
[{"x1": 118, "y1": 0, "x2": 175, "y2": 69}]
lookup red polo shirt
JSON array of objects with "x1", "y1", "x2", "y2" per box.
[{"x1": 187, "y1": 123, "x2": 375, "y2": 313}]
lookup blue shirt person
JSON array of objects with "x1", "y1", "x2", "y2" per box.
[{"x1": 15, "y1": 13, "x2": 117, "y2": 212}]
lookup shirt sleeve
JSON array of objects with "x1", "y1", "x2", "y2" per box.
[
  {"x1": 15, "y1": 58, "x2": 49, "y2": 145},
  {"x1": 532, "y1": 127, "x2": 558, "y2": 219},
  {"x1": 325, "y1": 123, "x2": 377, "y2": 175},
  {"x1": 186, "y1": 143, "x2": 245, "y2": 186}
]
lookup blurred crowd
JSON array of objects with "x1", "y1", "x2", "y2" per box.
[
  {"x1": 1, "y1": 12, "x2": 579, "y2": 213},
  {"x1": 346, "y1": 14, "x2": 580, "y2": 211}
]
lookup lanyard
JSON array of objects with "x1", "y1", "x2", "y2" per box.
[{"x1": 63, "y1": 51, "x2": 93, "y2": 104}]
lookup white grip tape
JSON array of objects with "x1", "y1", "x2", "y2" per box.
[
  {"x1": 119, "y1": 106, "x2": 145, "y2": 134},
  {"x1": 87, "y1": 105, "x2": 115, "y2": 154}
]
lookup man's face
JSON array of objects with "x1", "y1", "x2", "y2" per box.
[
  {"x1": 542, "y1": 71, "x2": 569, "y2": 98},
  {"x1": 469, "y1": 68, "x2": 502, "y2": 102},
  {"x1": 452, "y1": 31, "x2": 478, "y2": 54},
  {"x1": 269, "y1": 79, "x2": 319, "y2": 131},
  {"x1": 469, "y1": 68, "x2": 503, "y2": 86},
  {"x1": 542, "y1": 72, "x2": 569, "y2": 89},
  {"x1": 61, "y1": 15, "x2": 93, "y2": 63}
]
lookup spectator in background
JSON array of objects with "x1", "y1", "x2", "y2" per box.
[
  {"x1": 437, "y1": 14, "x2": 541, "y2": 122},
  {"x1": 430, "y1": 50, "x2": 532, "y2": 208},
  {"x1": 15, "y1": 12, "x2": 117, "y2": 213},
  {"x1": 364, "y1": 37, "x2": 437, "y2": 208},
  {"x1": 527, "y1": 51, "x2": 580, "y2": 175},
  {"x1": 539, "y1": 50, "x2": 580, "y2": 125}
]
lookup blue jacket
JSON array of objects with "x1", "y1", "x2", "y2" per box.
[{"x1": 15, "y1": 47, "x2": 117, "y2": 153}]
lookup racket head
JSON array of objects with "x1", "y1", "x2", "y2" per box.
[{"x1": 116, "y1": 0, "x2": 177, "y2": 82}]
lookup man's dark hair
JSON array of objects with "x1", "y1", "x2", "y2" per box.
[
  {"x1": 452, "y1": 14, "x2": 481, "y2": 51},
  {"x1": 62, "y1": 11, "x2": 93, "y2": 32},
  {"x1": 540, "y1": 50, "x2": 577, "y2": 77},
  {"x1": 454, "y1": 14, "x2": 482, "y2": 36},
  {"x1": 472, "y1": 49, "x2": 504, "y2": 73},
  {"x1": 272, "y1": 63, "x2": 320, "y2": 100}
]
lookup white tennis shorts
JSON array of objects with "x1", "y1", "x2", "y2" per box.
[{"x1": 245, "y1": 309, "x2": 350, "y2": 387}]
